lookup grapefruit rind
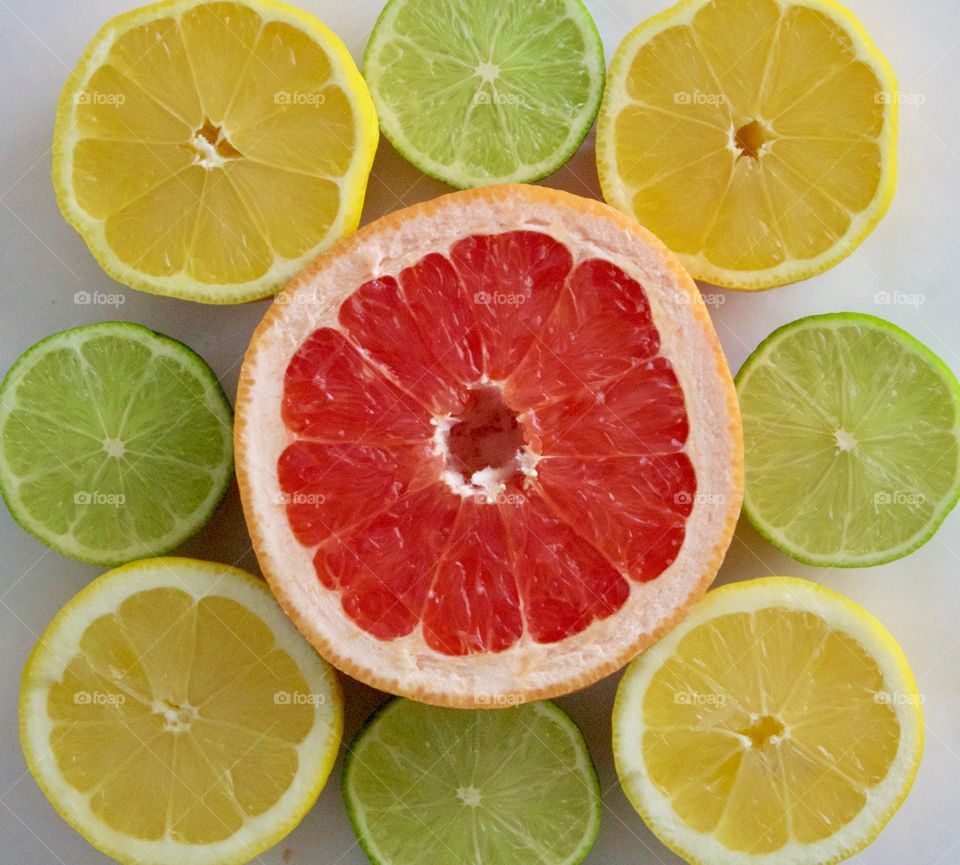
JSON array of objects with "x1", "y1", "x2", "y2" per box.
[
  {"x1": 19, "y1": 557, "x2": 344, "y2": 865},
  {"x1": 52, "y1": 0, "x2": 379, "y2": 304},
  {"x1": 235, "y1": 184, "x2": 743, "y2": 708},
  {"x1": 596, "y1": 0, "x2": 898, "y2": 291},
  {"x1": 613, "y1": 576, "x2": 924, "y2": 865}
]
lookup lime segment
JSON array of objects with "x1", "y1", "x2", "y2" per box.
[
  {"x1": 736, "y1": 313, "x2": 960, "y2": 566},
  {"x1": 343, "y1": 699, "x2": 600, "y2": 865},
  {"x1": 363, "y1": 0, "x2": 604, "y2": 187},
  {"x1": 0, "y1": 322, "x2": 233, "y2": 565}
]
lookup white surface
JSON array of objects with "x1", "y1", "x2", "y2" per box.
[{"x1": 0, "y1": 1, "x2": 958, "y2": 864}]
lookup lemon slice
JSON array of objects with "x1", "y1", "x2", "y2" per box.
[
  {"x1": 597, "y1": 0, "x2": 897, "y2": 289},
  {"x1": 54, "y1": 0, "x2": 378, "y2": 304},
  {"x1": 20, "y1": 558, "x2": 342, "y2": 865},
  {"x1": 613, "y1": 577, "x2": 923, "y2": 865}
]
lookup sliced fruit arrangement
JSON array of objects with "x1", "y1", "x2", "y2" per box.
[
  {"x1": 343, "y1": 698, "x2": 600, "y2": 865},
  {"x1": 597, "y1": 0, "x2": 897, "y2": 289},
  {"x1": 236, "y1": 183, "x2": 743, "y2": 706},
  {"x1": 363, "y1": 0, "x2": 604, "y2": 187},
  {"x1": 614, "y1": 576, "x2": 923, "y2": 865},
  {"x1": 20, "y1": 557, "x2": 343, "y2": 865},
  {"x1": 737, "y1": 313, "x2": 960, "y2": 566},
  {"x1": 54, "y1": 0, "x2": 378, "y2": 304},
  {"x1": 0, "y1": 322, "x2": 233, "y2": 566}
]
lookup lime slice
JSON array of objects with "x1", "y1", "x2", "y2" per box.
[
  {"x1": 20, "y1": 557, "x2": 343, "y2": 865},
  {"x1": 737, "y1": 313, "x2": 960, "y2": 566},
  {"x1": 342, "y1": 699, "x2": 601, "y2": 865},
  {"x1": 0, "y1": 322, "x2": 233, "y2": 565},
  {"x1": 363, "y1": 0, "x2": 604, "y2": 188}
]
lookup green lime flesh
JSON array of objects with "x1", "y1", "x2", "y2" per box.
[
  {"x1": 0, "y1": 322, "x2": 233, "y2": 566},
  {"x1": 343, "y1": 699, "x2": 601, "y2": 865},
  {"x1": 363, "y1": 0, "x2": 604, "y2": 188},
  {"x1": 737, "y1": 312, "x2": 960, "y2": 567}
]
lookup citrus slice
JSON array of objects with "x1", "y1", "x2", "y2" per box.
[
  {"x1": 613, "y1": 577, "x2": 923, "y2": 865},
  {"x1": 0, "y1": 322, "x2": 233, "y2": 566},
  {"x1": 20, "y1": 557, "x2": 343, "y2": 865},
  {"x1": 235, "y1": 184, "x2": 743, "y2": 707},
  {"x1": 363, "y1": 0, "x2": 604, "y2": 188},
  {"x1": 54, "y1": 0, "x2": 378, "y2": 304},
  {"x1": 343, "y1": 698, "x2": 600, "y2": 865},
  {"x1": 597, "y1": 0, "x2": 897, "y2": 289},
  {"x1": 737, "y1": 313, "x2": 960, "y2": 567}
]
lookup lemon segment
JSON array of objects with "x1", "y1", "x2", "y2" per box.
[
  {"x1": 20, "y1": 558, "x2": 343, "y2": 865},
  {"x1": 614, "y1": 577, "x2": 923, "y2": 865},
  {"x1": 597, "y1": 0, "x2": 897, "y2": 289},
  {"x1": 54, "y1": 0, "x2": 378, "y2": 304}
]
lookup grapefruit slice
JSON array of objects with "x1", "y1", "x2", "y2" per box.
[{"x1": 236, "y1": 185, "x2": 743, "y2": 706}]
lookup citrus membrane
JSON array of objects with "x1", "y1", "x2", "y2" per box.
[
  {"x1": 0, "y1": 322, "x2": 233, "y2": 566},
  {"x1": 614, "y1": 577, "x2": 923, "y2": 865},
  {"x1": 235, "y1": 185, "x2": 742, "y2": 706},
  {"x1": 54, "y1": 0, "x2": 378, "y2": 303},
  {"x1": 20, "y1": 558, "x2": 343, "y2": 865},
  {"x1": 363, "y1": 0, "x2": 604, "y2": 187},
  {"x1": 343, "y1": 698, "x2": 600, "y2": 865},
  {"x1": 597, "y1": 0, "x2": 897, "y2": 289},
  {"x1": 737, "y1": 313, "x2": 960, "y2": 566}
]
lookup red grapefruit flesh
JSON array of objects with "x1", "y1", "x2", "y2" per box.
[{"x1": 236, "y1": 185, "x2": 743, "y2": 706}]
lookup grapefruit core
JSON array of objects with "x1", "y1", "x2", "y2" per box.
[{"x1": 236, "y1": 185, "x2": 743, "y2": 707}]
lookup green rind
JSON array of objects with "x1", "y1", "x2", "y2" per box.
[
  {"x1": 0, "y1": 322, "x2": 234, "y2": 566},
  {"x1": 363, "y1": 0, "x2": 605, "y2": 189},
  {"x1": 736, "y1": 312, "x2": 960, "y2": 567},
  {"x1": 342, "y1": 698, "x2": 602, "y2": 865}
]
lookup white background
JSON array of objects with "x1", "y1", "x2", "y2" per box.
[{"x1": 1, "y1": 0, "x2": 958, "y2": 863}]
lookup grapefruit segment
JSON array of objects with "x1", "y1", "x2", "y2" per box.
[
  {"x1": 317, "y1": 484, "x2": 460, "y2": 639},
  {"x1": 282, "y1": 328, "x2": 430, "y2": 443},
  {"x1": 423, "y1": 500, "x2": 523, "y2": 656},
  {"x1": 450, "y1": 231, "x2": 573, "y2": 379},
  {"x1": 236, "y1": 185, "x2": 743, "y2": 706},
  {"x1": 536, "y1": 454, "x2": 695, "y2": 581},
  {"x1": 399, "y1": 253, "x2": 484, "y2": 387},
  {"x1": 339, "y1": 276, "x2": 468, "y2": 415},
  {"x1": 502, "y1": 491, "x2": 629, "y2": 644},
  {"x1": 278, "y1": 440, "x2": 436, "y2": 546},
  {"x1": 524, "y1": 358, "x2": 689, "y2": 457},
  {"x1": 506, "y1": 259, "x2": 660, "y2": 410}
]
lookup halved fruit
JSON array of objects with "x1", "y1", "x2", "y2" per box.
[
  {"x1": 614, "y1": 576, "x2": 923, "y2": 865},
  {"x1": 597, "y1": 0, "x2": 898, "y2": 289},
  {"x1": 54, "y1": 0, "x2": 378, "y2": 303},
  {"x1": 20, "y1": 557, "x2": 343, "y2": 865},
  {"x1": 236, "y1": 184, "x2": 743, "y2": 706}
]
